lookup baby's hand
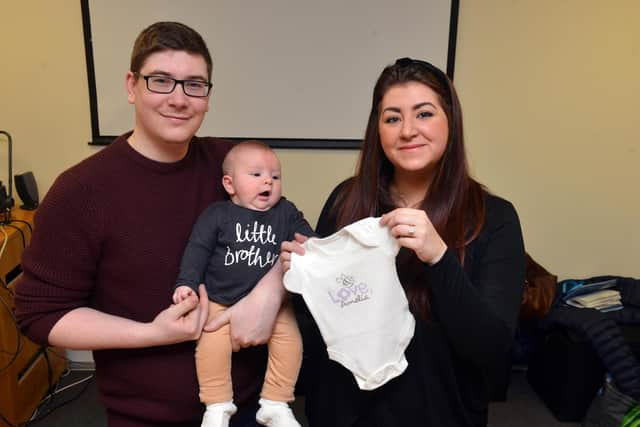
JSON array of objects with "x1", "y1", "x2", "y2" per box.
[{"x1": 173, "y1": 285, "x2": 196, "y2": 304}]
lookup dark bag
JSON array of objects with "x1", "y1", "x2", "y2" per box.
[
  {"x1": 520, "y1": 252, "x2": 558, "y2": 321},
  {"x1": 527, "y1": 326, "x2": 607, "y2": 421}
]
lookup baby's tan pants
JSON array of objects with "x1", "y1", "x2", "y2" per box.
[{"x1": 195, "y1": 300, "x2": 302, "y2": 404}]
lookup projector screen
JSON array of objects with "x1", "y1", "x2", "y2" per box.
[{"x1": 82, "y1": 0, "x2": 458, "y2": 148}]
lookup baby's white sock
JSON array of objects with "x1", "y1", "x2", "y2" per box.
[
  {"x1": 256, "y1": 398, "x2": 300, "y2": 427},
  {"x1": 201, "y1": 401, "x2": 237, "y2": 427}
]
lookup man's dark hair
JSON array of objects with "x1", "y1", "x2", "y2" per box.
[{"x1": 130, "y1": 22, "x2": 213, "y2": 80}]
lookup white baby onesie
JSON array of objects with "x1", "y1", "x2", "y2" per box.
[{"x1": 284, "y1": 217, "x2": 415, "y2": 390}]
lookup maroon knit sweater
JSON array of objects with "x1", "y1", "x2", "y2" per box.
[{"x1": 15, "y1": 134, "x2": 266, "y2": 425}]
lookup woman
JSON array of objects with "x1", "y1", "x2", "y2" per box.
[{"x1": 282, "y1": 58, "x2": 525, "y2": 426}]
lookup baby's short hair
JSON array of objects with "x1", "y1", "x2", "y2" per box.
[{"x1": 222, "y1": 140, "x2": 273, "y2": 175}]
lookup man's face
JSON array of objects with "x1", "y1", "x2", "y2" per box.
[{"x1": 126, "y1": 50, "x2": 210, "y2": 150}]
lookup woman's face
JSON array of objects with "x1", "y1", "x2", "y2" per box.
[{"x1": 378, "y1": 81, "x2": 449, "y2": 177}]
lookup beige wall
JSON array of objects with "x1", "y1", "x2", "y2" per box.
[
  {"x1": 1, "y1": 1, "x2": 638, "y2": 279},
  {"x1": 0, "y1": 2, "x2": 99, "y2": 195},
  {"x1": 455, "y1": 1, "x2": 639, "y2": 278}
]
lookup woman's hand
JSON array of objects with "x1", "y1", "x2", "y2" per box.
[
  {"x1": 280, "y1": 233, "x2": 308, "y2": 273},
  {"x1": 380, "y1": 208, "x2": 448, "y2": 265}
]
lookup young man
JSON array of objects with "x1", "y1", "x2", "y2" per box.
[{"x1": 15, "y1": 22, "x2": 284, "y2": 427}]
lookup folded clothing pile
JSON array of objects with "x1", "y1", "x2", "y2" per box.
[
  {"x1": 566, "y1": 289, "x2": 623, "y2": 312},
  {"x1": 560, "y1": 278, "x2": 624, "y2": 312}
]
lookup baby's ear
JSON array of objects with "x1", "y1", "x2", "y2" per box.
[{"x1": 222, "y1": 175, "x2": 235, "y2": 195}]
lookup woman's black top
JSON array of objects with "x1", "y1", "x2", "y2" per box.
[{"x1": 294, "y1": 179, "x2": 525, "y2": 427}]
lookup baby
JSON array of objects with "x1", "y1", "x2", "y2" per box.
[{"x1": 174, "y1": 140, "x2": 313, "y2": 427}]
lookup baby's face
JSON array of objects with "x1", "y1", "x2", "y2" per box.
[{"x1": 227, "y1": 148, "x2": 282, "y2": 211}]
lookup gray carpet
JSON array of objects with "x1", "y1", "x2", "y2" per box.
[{"x1": 26, "y1": 368, "x2": 582, "y2": 427}]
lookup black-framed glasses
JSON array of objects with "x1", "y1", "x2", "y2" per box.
[{"x1": 135, "y1": 73, "x2": 212, "y2": 97}]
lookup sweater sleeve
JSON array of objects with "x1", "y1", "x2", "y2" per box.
[
  {"x1": 426, "y1": 196, "x2": 525, "y2": 369},
  {"x1": 281, "y1": 198, "x2": 316, "y2": 239},
  {"x1": 175, "y1": 204, "x2": 219, "y2": 290},
  {"x1": 14, "y1": 171, "x2": 104, "y2": 345}
]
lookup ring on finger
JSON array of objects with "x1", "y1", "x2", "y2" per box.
[{"x1": 407, "y1": 225, "x2": 416, "y2": 236}]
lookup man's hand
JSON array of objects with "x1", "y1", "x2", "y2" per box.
[
  {"x1": 47, "y1": 284, "x2": 210, "y2": 350},
  {"x1": 150, "y1": 284, "x2": 209, "y2": 345},
  {"x1": 205, "y1": 264, "x2": 285, "y2": 351}
]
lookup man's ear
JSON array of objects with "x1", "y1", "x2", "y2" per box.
[
  {"x1": 125, "y1": 71, "x2": 137, "y2": 105},
  {"x1": 222, "y1": 175, "x2": 235, "y2": 195}
]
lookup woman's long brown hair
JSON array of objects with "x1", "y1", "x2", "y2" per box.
[{"x1": 332, "y1": 58, "x2": 486, "y2": 319}]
